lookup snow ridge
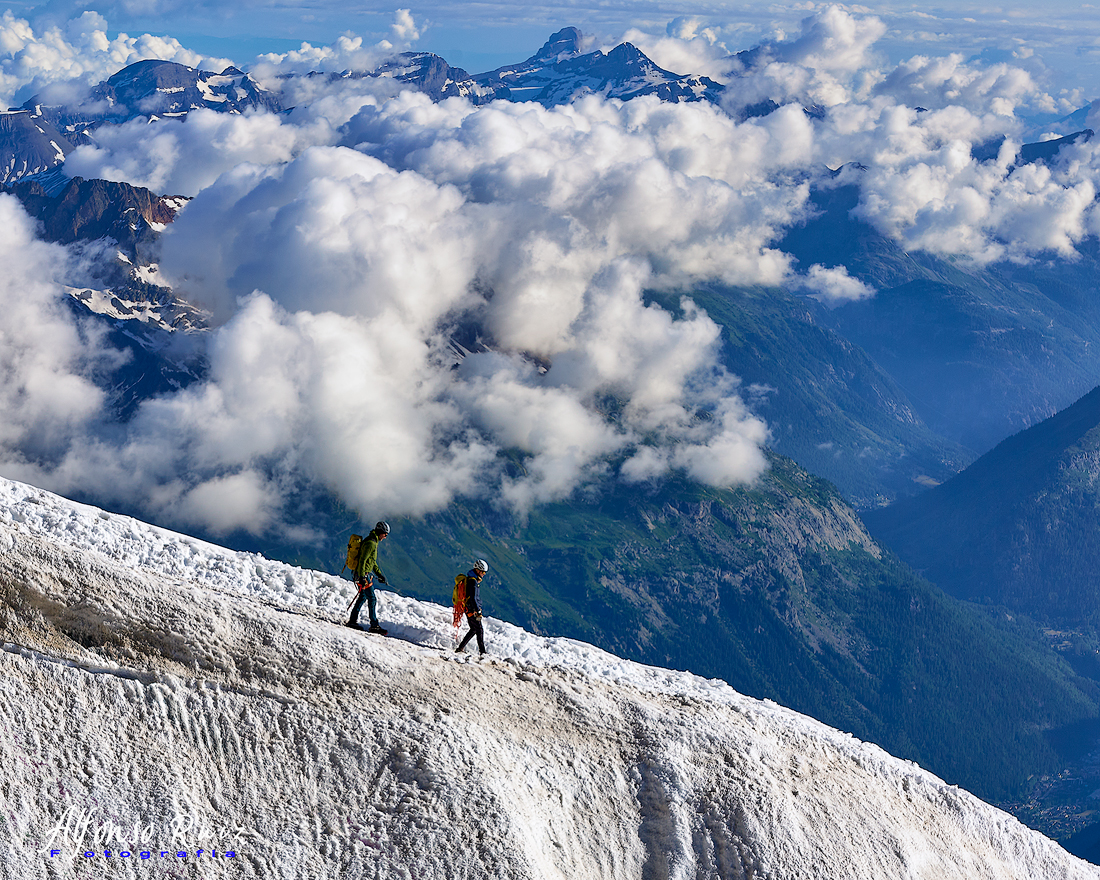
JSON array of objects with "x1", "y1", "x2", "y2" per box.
[{"x1": 0, "y1": 475, "x2": 1096, "y2": 879}]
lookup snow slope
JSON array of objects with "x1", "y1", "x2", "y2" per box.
[{"x1": 0, "y1": 475, "x2": 1096, "y2": 880}]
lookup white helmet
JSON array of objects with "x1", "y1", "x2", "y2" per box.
[{"x1": 473, "y1": 559, "x2": 489, "y2": 574}]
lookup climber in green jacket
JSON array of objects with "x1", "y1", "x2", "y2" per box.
[{"x1": 348, "y1": 521, "x2": 390, "y2": 634}]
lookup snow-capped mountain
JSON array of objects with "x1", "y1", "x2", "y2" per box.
[
  {"x1": 0, "y1": 475, "x2": 1096, "y2": 879},
  {"x1": 0, "y1": 30, "x2": 721, "y2": 185},
  {"x1": 34, "y1": 59, "x2": 283, "y2": 127},
  {"x1": 468, "y1": 26, "x2": 725, "y2": 106},
  {"x1": 365, "y1": 27, "x2": 725, "y2": 106}
]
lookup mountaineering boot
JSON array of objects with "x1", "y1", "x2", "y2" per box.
[
  {"x1": 368, "y1": 623, "x2": 388, "y2": 635},
  {"x1": 345, "y1": 621, "x2": 365, "y2": 631}
]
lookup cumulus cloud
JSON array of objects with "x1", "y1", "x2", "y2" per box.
[
  {"x1": 683, "y1": 6, "x2": 1100, "y2": 267},
  {"x1": 64, "y1": 107, "x2": 338, "y2": 196},
  {"x1": 249, "y1": 9, "x2": 422, "y2": 80},
  {"x1": 793, "y1": 264, "x2": 876, "y2": 306},
  {"x1": 340, "y1": 91, "x2": 808, "y2": 299},
  {"x1": 143, "y1": 127, "x2": 780, "y2": 523},
  {"x1": 614, "y1": 17, "x2": 735, "y2": 80},
  {"x1": 158, "y1": 145, "x2": 485, "y2": 321},
  {"x1": 2, "y1": 105, "x2": 783, "y2": 533},
  {"x1": 0, "y1": 195, "x2": 121, "y2": 471},
  {"x1": 748, "y1": 5, "x2": 888, "y2": 75},
  {"x1": 715, "y1": 5, "x2": 888, "y2": 114},
  {"x1": 873, "y1": 53, "x2": 1054, "y2": 116},
  {"x1": 812, "y1": 103, "x2": 1100, "y2": 264}
]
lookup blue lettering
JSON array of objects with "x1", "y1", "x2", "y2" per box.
[
  {"x1": 120, "y1": 851, "x2": 131, "y2": 858},
  {"x1": 49, "y1": 850, "x2": 60, "y2": 857},
  {"x1": 226, "y1": 851, "x2": 236, "y2": 857},
  {"x1": 104, "y1": 850, "x2": 112, "y2": 857},
  {"x1": 177, "y1": 851, "x2": 187, "y2": 857},
  {"x1": 140, "y1": 852, "x2": 151, "y2": 859},
  {"x1": 83, "y1": 852, "x2": 94, "y2": 858},
  {"x1": 196, "y1": 848, "x2": 205, "y2": 857}
]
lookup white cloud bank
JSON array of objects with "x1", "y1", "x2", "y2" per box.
[
  {"x1": 6, "y1": 5, "x2": 1100, "y2": 537},
  {"x1": 0, "y1": 196, "x2": 118, "y2": 457}
]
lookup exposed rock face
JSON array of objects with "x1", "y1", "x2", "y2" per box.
[
  {"x1": 368, "y1": 53, "x2": 483, "y2": 102},
  {"x1": 5, "y1": 175, "x2": 182, "y2": 247},
  {"x1": 2, "y1": 174, "x2": 207, "y2": 336},
  {"x1": 0, "y1": 109, "x2": 73, "y2": 184}
]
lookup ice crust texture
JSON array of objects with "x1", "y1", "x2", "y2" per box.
[{"x1": 0, "y1": 475, "x2": 1096, "y2": 879}]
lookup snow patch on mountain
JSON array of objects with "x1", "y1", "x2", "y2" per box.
[
  {"x1": 0, "y1": 474, "x2": 1097, "y2": 879},
  {"x1": 66, "y1": 285, "x2": 179, "y2": 331}
]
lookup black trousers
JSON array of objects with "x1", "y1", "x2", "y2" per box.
[{"x1": 458, "y1": 614, "x2": 485, "y2": 653}]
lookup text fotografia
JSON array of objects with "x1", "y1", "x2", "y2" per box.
[{"x1": 50, "y1": 848, "x2": 237, "y2": 859}]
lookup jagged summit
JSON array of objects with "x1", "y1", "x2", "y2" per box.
[
  {"x1": 530, "y1": 26, "x2": 584, "y2": 62},
  {"x1": 468, "y1": 28, "x2": 724, "y2": 106},
  {"x1": 338, "y1": 27, "x2": 725, "y2": 107}
]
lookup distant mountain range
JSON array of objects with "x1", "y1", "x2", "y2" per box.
[
  {"x1": 0, "y1": 27, "x2": 728, "y2": 186},
  {"x1": 6, "y1": 27, "x2": 1091, "y2": 188},
  {"x1": 364, "y1": 27, "x2": 726, "y2": 106}
]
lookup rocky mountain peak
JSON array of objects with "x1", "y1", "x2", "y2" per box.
[{"x1": 531, "y1": 26, "x2": 584, "y2": 62}]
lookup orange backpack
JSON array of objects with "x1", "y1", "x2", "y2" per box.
[{"x1": 452, "y1": 574, "x2": 466, "y2": 627}]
